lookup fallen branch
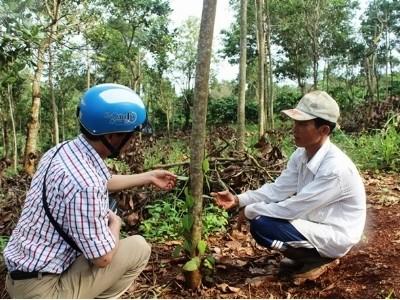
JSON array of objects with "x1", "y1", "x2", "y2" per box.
[
  {"x1": 148, "y1": 157, "x2": 246, "y2": 170},
  {"x1": 245, "y1": 153, "x2": 274, "y2": 181}
]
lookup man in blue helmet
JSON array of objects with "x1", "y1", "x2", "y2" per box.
[{"x1": 4, "y1": 83, "x2": 177, "y2": 298}]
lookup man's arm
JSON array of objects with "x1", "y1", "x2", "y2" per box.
[
  {"x1": 107, "y1": 170, "x2": 176, "y2": 192},
  {"x1": 91, "y1": 211, "x2": 121, "y2": 268},
  {"x1": 238, "y1": 150, "x2": 301, "y2": 207},
  {"x1": 244, "y1": 172, "x2": 341, "y2": 220}
]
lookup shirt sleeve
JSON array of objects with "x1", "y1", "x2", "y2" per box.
[
  {"x1": 238, "y1": 149, "x2": 300, "y2": 207},
  {"x1": 66, "y1": 186, "x2": 116, "y2": 259},
  {"x1": 244, "y1": 172, "x2": 342, "y2": 220}
]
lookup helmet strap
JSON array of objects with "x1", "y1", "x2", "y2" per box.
[{"x1": 100, "y1": 133, "x2": 133, "y2": 159}]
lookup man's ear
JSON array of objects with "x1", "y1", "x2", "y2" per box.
[{"x1": 320, "y1": 125, "x2": 331, "y2": 135}]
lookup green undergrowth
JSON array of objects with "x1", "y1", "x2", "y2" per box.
[
  {"x1": 139, "y1": 195, "x2": 228, "y2": 241},
  {"x1": 333, "y1": 119, "x2": 400, "y2": 171}
]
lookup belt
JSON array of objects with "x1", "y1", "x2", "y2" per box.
[{"x1": 9, "y1": 270, "x2": 52, "y2": 280}]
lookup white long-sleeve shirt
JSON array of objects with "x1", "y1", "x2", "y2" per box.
[{"x1": 238, "y1": 139, "x2": 366, "y2": 258}]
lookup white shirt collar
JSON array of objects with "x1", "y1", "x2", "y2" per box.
[{"x1": 299, "y1": 138, "x2": 331, "y2": 175}]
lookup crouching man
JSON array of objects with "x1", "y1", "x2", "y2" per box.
[
  {"x1": 212, "y1": 91, "x2": 366, "y2": 280},
  {"x1": 4, "y1": 84, "x2": 177, "y2": 298}
]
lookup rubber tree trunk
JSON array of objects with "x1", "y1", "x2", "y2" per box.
[
  {"x1": 255, "y1": 0, "x2": 265, "y2": 139},
  {"x1": 264, "y1": 0, "x2": 274, "y2": 130},
  {"x1": 7, "y1": 84, "x2": 17, "y2": 172},
  {"x1": 24, "y1": 0, "x2": 61, "y2": 175},
  {"x1": 0, "y1": 105, "x2": 8, "y2": 159},
  {"x1": 24, "y1": 41, "x2": 50, "y2": 175},
  {"x1": 236, "y1": 0, "x2": 247, "y2": 151},
  {"x1": 48, "y1": 44, "x2": 60, "y2": 145},
  {"x1": 189, "y1": 0, "x2": 217, "y2": 258}
]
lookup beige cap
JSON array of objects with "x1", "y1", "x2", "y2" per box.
[{"x1": 282, "y1": 90, "x2": 340, "y2": 123}]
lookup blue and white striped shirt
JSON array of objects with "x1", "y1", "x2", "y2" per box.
[{"x1": 4, "y1": 135, "x2": 115, "y2": 273}]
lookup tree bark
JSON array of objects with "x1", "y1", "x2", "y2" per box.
[
  {"x1": 189, "y1": 0, "x2": 217, "y2": 259},
  {"x1": 236, "y1": 0, "x2": 247, "y2": 151},
  {"x1": 7, "y1": 85, "x2": 18, "y2": 172},
  {"x1": 255, "y1": 0, "x2": 265, "y2": 138},
  {"x1": 86, "y1": 47, "x2": 91, "y2": 89},
  {"x1": 264, "y1": 0, "x2": 273, "y2": 130},
  {"x1": 24, "y1": 0, "x2": 62, "y2": 175},
  {"x1": 48, "y1": 44, "x2": 59, "y2": 145},
  {"x1": 0, "y1": 104, "x2": 8, "y2": 159},
  {"x1": 24, "y1": 40, "x2": 50, "y2": 175}
]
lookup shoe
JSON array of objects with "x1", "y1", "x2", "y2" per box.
[
  {"x1": 278, "y1": 257, "x2": 304, "y2": 277},
  {"x1": 292, "y1": 258, "x2": 340, "y2": 283},
  {"x1": 279, "y1": 257, "x2": 304, "y2": 270}
]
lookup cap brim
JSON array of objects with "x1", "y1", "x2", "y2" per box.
[{"x1": 281, "y1": 109, "x2": 316, "y2": 121}]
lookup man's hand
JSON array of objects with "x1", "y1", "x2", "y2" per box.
[
  {"x1": 147, "y1": 170, "x2": 177, "y2": 190},
  {"x1": 91, "y1": 210, "x2": 121, "y2": 268},
  {"x1": 210, "y1": 190, "x2": 239, "y2": 210},
  {"x1": 108, "y1": 210, "x2": 122, "y2": 231}
]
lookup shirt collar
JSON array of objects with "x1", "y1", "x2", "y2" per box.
[
  {"x1": 300, "y1": 138, "x2": 331, "y2": 175},
  {"x1": 75, "y1": 134, "x2": 111, "y2": 180}
]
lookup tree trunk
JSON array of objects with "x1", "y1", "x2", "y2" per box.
[
  {"x1": 24, "y1": 0, "x2": 62, "y2": 175},
  {"x1": 264, "y1": 0, "x2": 273, "y2": 130},
  {"x1": 48, "y1": 44, "x2": 60, "y2": 145},
  {"x1": 86, "y1": 47, "x2": 91, "y2": 89},
  {"x1": 0, "y1": 105, "x2": 9, "y2": 159},
  {"x1": 61, "y1": 95, "x2": 65, "y2": 140},
  {"x1": 7, "y1": 85, "x2": 18, "y2": 172},
  {"x1": 1, "y1": 119, "x2": 7, "y2": 159},
  {"x1": 312, "y1": 0, "x2": 320, "y2": 89},
  {"x1": 364, "y1": 55, "x2": 376, "y2": 102},
  {"x1": 189, "y1": 0, "x2": 217, "y2": 268},
  {"x1": 385, "y1": 22, "x2": 389, "y2": 99},
  {"x1": 324, "y1": 59, "x2": 330, "y2": 91},
  {"x1": 255, "y1": 0, "x2": 265, "y2": 139},
  {"x1": 24, "y1": 41, "x2": 49, "y2": 175},
  {"x1": 236, "y1": 0, "x2": 247, "y2": 151}
]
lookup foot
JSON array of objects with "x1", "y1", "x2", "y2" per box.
[
  {"x1": 279, "y1": 257, "x2": 304, "y2": 270},
  {"x1": 292, "y1": 258, "x2": 340, "y2": 283},
  {"x1": 278, "y1": 257, "x2": 304, "y2": 276}
]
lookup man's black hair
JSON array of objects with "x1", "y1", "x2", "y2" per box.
[
  {"x1": 314, "y1": 118, "x2": 336, "y2": 135},
  {"x1": 80, "y1": 124, "x2": 102, "y2": 141}
]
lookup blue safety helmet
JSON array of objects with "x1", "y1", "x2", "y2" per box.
[{"x1": 78, "y1": 83, "x2": 147, "y2": 135}]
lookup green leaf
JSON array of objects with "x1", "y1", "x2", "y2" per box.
[
  {"x1": 184, "y1": 190, "x2": 194, "y2": 209},
  {"x1": 203, "y1": 257, "x2": 213, "y2": 269},
  {"x1": 183, "y1": 257, "x2": 201, "y2": 271},
  {"x1": 182, "y1": 214, "x2": 193, "y2": 232},
  {"x1": 177, "y1": 175, "x2": 189, "y2": 181},
  {"x1": 197, "y1": 240, "x2": 207, "y2": 256},
  {"x1": 206, "y1": 255, "x2": 215, "y2": 265},
  {"x1": 183, "y1": 240, "x2": 192, "y2": 253},
  {"x1": 202, "y1": 158, "x2": 210, "y2": 173},
  {"x1": 172, "y1": 245, "x2": 182, "y2": 258}
]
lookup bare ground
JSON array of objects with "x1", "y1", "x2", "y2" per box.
[{"x1": 125, "y1": 172, "x2": 400, "y2": 299}]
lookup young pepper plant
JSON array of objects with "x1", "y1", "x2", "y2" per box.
[{"x1": 172, "y1": 184, "x2": 216, "y2": 288}]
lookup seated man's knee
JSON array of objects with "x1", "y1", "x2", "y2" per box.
[
  {"x1": 250, "y1": 216, "x2": 274, "y2": 237},
  {"x1": 125, "y1": 235, "x2": 151, "y2": 262},
  {"x1": 249, "y1": 217, "x2": 273, "y2": 247}
]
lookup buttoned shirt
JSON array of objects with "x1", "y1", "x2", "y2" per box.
[
  {"x1": 238, "y1": 139, "x2": 366, "y2": 258},
  {"x1": 4, "y1": 135, "x2": 115, "y2": 273}
]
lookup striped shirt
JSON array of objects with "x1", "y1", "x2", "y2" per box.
[{"x1": 4, "y1": 135, "x2": 115, "y2": 273}]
